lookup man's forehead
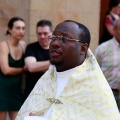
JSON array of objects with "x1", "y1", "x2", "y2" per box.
[
  {"x1": 53, "y1": 22, "x2": 80, "y2": 37},
  {"x1": 55, "y1": 22, "x2": 79, "y2": 30},
  {"x1": 36, "y1": 26, "x2": 51, "y2": 32}
]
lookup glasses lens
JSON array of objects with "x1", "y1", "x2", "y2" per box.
[
  {"x1": 49, "y1": 36, "x2": 57, "y2": 41},
  {"x1": 51, "y1": 36, "x2": 61, "y2": 42},
  {"x1": 52, "y1": 36, "x2": 56, "y2": 41},
  {"x1": 50, "y1": 35, "x2": 79, "y2": 43},
  {"x1": 61, "y1": 36, "x2": 67, "y2": 42}
]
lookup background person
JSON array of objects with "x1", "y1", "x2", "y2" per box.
[
  {"x1": 99, "y1": 0, "x2": 120, "y2": 44},
  {"x1": 95, "y1": 19, "x2": 120, "y2": 110},
  {"x1": 0, "y1": 17, "x2": 26, "y2": 120},
  {"x1": 23, "y1": 20, "x2": 52, "y2": 102}
]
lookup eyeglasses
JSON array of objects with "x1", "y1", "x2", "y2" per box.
[{"x1": 49, "y1": 35, "x2": 86, "y2": 43}]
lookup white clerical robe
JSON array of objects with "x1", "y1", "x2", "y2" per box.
[
  {"x1": 44, "y1": 66, "x2": 79, "y2": 119},
  {"x1": 16, "y1": 49, "x2": 120, "y2": 120}
]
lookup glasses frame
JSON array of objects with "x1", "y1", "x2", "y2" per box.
[{"x1": 49, "y1": 35, "x2": 86, "y2": 43}]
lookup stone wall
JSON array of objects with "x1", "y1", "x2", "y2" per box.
[
  {"x1": 0, "y1": 0, "x2": 100, "y2": 52},
  {"x1": 29, "y1": 0, "x2": 100, "y2": 51},
  {"x1": 0, "y1": 0, "x2": 29, "y2": 43}
]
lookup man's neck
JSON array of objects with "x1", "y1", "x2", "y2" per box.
[
  {"x1": 39, "y1": 43, "x2": 49, "y2": 50},
  {"x1": 56, "y1": 61, "x2": 84, "y2": 72},
  {"x1": 42, "y1": 46, "x2": 49, "y2": 50},
  {"x1": 55, "y1": 55, "x2": 85, "y2": 72}
]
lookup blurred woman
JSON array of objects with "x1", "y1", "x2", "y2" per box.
[
  {"x1": 99, "y1": 0, "x2": 120, "y2": 44},
  {"x1": 0, "y1": 17, "x2": 26, "y2": 120}
]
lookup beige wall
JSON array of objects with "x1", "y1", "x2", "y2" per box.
[
  {"x1": 0, "y1": 0, "x2": 100, "y2": 52},
  {"x1": 29, "y1": 0, "x2": 100, "y2": 52},
  {"x1": 0, "y1": 0, "x2": 29, "y2": 43}
]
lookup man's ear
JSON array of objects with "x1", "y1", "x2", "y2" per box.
[{"x1": 80, "y1": 43, "x2": 88, "y2": 55}]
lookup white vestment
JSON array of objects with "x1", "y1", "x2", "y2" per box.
[{"x1": 16, "y1": 49, "x2": 120, "y2": 120}]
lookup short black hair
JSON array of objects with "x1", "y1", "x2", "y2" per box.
[
  {"x1": 6, "y1": 17, "x2": 24, "y2": 35},
  {"x1": 109, "y1": 0, "x2": 120, "y2": 10},
  {"x1": 64, "y1": 20, "x2": 91, "y2": 46},
  {"x1": 36, "y1": 19, "x2": 53, "y2": 31}
]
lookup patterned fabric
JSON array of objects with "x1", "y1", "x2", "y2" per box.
[
  {"x1": 16, "y1": 49, "x2": 120, "y2": 120},
  {"x1": 95, "y1": 38, "x2": 120, "y2": 90},
  {"x1": 105, "y1": 12, "x2": 119, "y2": 26}
]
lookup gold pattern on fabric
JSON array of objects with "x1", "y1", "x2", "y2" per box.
[{"x1": 46, "y1": 98, "x2": 63, "y2": 104}]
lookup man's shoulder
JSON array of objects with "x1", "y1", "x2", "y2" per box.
[
  {"x1": 27, "y1": 41, "x2": 39, "y2": 48},
  {"x1": 95, "y1": 39, "x2": 113, "y2": 55},
  {"x1": 98, "y1": 39, "x2": 113, "y2": 48}
]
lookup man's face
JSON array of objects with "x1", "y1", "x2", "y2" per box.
[
  {"x1": 49, "y1": 22, "x2": 84, "y2": 71},
  {"x1": 36, "y1": 26, "x2": 52, "y2": 49}
]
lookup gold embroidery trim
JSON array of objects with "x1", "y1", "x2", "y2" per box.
[{"x1": 46, "y1": 98, "x2": 63, "y2": 104}]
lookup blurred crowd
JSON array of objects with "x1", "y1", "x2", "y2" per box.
[{"x1": 0, "y1": 18, "x2": 52, "y2": 120}]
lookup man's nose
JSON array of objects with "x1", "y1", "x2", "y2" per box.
[
  {"x1": 41, "y1": 34, "x2": 45, "y2": 38},
  {"x1": 50, "y1": 39, "x2": 61, "y2": 48}
]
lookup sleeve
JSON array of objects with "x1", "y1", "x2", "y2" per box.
[
  {"x1": 94, "y1": 46, "x2": 103, "y2": 67},
  {"x1": 104, "y1": 15, "x2": 113, "y2": 26},
  {"x1": 25, "y1": 45, "x2": 36, "y2": 58}
]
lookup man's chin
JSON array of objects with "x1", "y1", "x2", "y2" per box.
[
  {"x1": 39, "y1": 42, "x2": 49, "y2": 49},
  {"x1": 50, "y1": 60, "x2": 63, "y2": 66}
]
